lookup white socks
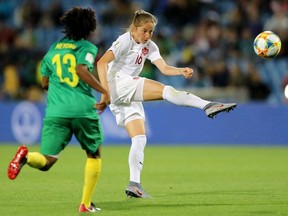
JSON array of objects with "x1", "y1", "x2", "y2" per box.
[
  {"x1": 162, "y1": 85, "x2": 210, "y2": 109},
  {"x1": 129, "y1": 135, "x2": 147, "y2": 183},
  {"x1": 127, "y1": 87, "x2": 209, "y2": 183}
]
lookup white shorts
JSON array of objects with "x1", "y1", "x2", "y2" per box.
[
  {"x1": 108, "y1": 72, "x2": 145, "y2": 104},
  {"x1": 109, "y1": 102, "x2": 145, "y2": 127},
  {"x1": 108, "y1": 72, "x2": 146, "y2": 126}
]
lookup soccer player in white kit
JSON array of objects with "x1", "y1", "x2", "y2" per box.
[{"x1": 97, "y1": 10, "x2": 236, "y2": 198}]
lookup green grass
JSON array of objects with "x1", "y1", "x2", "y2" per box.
[{"x1": 1, "y1": 144, "x2": 288, "y2": 216}]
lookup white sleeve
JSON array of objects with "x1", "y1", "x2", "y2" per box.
[
  {"x1": 148, "y1": 41, "x2": 162, "y2": 62},
  {"x1": 108, "y1": 34, "x2": 130, "y2": 60}
]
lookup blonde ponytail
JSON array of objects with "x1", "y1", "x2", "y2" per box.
[{"x1": 128, "y1": 10, "x2": 158, "y2": 32}]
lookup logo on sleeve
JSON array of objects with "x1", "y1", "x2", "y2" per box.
[
  {"x1": 114, "y1": 41, "x2": 122, "y2": 49},
  {"x1": 85, "y1": 53, "x2": 94, "y2": 64}
]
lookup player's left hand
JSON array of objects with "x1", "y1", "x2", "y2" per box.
[{"x1": 181, "y1": 67, "x2": 193, "y2": 79}]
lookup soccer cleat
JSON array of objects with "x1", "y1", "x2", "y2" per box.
[
  {"x1": 125, "y1": 181, "x2": 151, "y2": 198},
  {"x1": 8, "y1": 145, "x2": 28, "y2": 180},
  {"x1": 78, "y1": 203, "x2": 101, "y2": 213},
  {"x1": 204, "y1": 102, "x2": 237, "y2": 119}
]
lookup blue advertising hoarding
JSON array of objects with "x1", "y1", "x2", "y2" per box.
[{"x1": 0, "y1": 101, "x2": 287, "y2": 145}]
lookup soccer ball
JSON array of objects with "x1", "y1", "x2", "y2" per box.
[{"x1": 253, "y1": 31, "x2": 281, "y2": 58}]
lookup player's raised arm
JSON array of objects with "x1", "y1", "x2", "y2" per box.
[{"x1": 153, "y1": 58, "x2": 193, "y2": 78}]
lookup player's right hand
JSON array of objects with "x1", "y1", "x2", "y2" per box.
[
  {"x1": 95, "y1": 93, "x2": 110, "y2": 114},
  {"x1": 94, "y1": 102, "x2": 107, "y2": 114},
  {"x1": 181, "y1": 67, "x2": 193, "y2": 78}
]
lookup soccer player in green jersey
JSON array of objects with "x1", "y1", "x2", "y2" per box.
[{"x1": 7, "y1": 7, "x2": 109, "y2": 213}]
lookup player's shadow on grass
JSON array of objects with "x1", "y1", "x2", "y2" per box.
[
  {"x1": 98, "y1": 189, "x2": 283, "y2": 211},
  {"x1": 98, "y1": 197, "x2": 235, "y2": 211}
]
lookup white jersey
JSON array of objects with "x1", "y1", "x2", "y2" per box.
[
  {"x1": 107, "y1": 32, "x2": 162, "y2": 127},
  {"x1": 107, "y1": 32, "x2": 162, "y2": 81}
]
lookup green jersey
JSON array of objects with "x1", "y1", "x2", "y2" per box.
[{"x1": 40, "y1": 37, "x2": 99, "y2": 119}]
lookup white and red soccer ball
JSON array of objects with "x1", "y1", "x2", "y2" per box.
[{"x1": 253, "y1": 31, "x2": 281, "y2": 58}]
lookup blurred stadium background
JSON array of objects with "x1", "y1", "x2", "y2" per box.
[{"x1": 0, "y1": 0, "x2": 287, "y2": 145}]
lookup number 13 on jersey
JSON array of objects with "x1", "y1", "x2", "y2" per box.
[{"x1": 52, "y1": 53, "x2": 79, "y2": 87}]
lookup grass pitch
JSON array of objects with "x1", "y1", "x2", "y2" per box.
[{"x1": 1, "y1": 144, "x2": 288, "y2": 216}]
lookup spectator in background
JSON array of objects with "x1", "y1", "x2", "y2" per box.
[
  {"x1": 163, "y1": 0, "x2": 201, "y2": 27},
  {"x1": 0, "y1": 0, "x2": 286, "y2": 103},
  {"x1": 2, "y1": 64, "x2": 20, "y2": 100},
  {"x1": 188, "y1": 67, "x2": 212, "y2": 88},
  {"x1": 229, "y1": 64, "x2": 247, "y2": 88},
  {"x1": 13, "y1": 0, "x2": 42, "y2": 28},
  {"x1": 246, "y1": 63, "x2": 271, "y2": 101},
  {"x1": 46, "y1": 0, "x2": 64, "y2": 27},
  {"x1": 264, "y1": 0, "x2": 288, "y2": 58},
  {"x1": 101, "y1": 0, "x2": 135, "y2": 26},
  {"x1": 0, "y1": 20, "x2": 17, "y2": 51},
  {"x1": 264, "y1": 0, "x2": 288, "y2": 33},
  {"x1": 209, "y1": 60, "x2": 230, "y2": 87}
]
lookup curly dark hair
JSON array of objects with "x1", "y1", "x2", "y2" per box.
[{"x1": 60, "y1": 7, "x2": 97, "y2": 40}]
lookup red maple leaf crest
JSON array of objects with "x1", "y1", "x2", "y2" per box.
[{"x1": 142, "y1": 47, "x2": 149, "y2": 56}]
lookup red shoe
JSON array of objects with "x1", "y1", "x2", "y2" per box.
[
  {"x1": 78, "y1": 203, "x2": 101, "y2": 213},
  {"x1": 8, "y1": 145, "x2": 28, "y2": 180}
]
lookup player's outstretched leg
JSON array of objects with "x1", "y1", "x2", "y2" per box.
[
  {"x1": 8, "y1": 145, "x2": 28, "y2": 180},
  {"x1": 125, "y1": 181, "x2": 151, "y2": 198},
  {"x1": 78, "y1": 202, "x2": 101, "y2": 213},
  {"x1": 162, "y1": 86, "x2": 237, "y2": 118},
  {"x1": 204, "y1": 102, "x2": 237, "y2": 119}
]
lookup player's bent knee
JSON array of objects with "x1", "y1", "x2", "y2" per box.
[
  {"x1": 39, "y1": 156, "x2": 57, "y2": 171},
  {"x1": 87, "y1": 148, "x2": 101, "y2": 158}
]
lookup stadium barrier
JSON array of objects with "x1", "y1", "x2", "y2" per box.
[{"x1": 0, "y1": 101, "x2": 287, "y2": 145}]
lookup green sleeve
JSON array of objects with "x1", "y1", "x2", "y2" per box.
[
  {"x1": 77, "y1": 43, "x2": 98, "y2": 72},
  {"x1": 40, "y1": 57, "x2": 52, "y2": 77}
]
